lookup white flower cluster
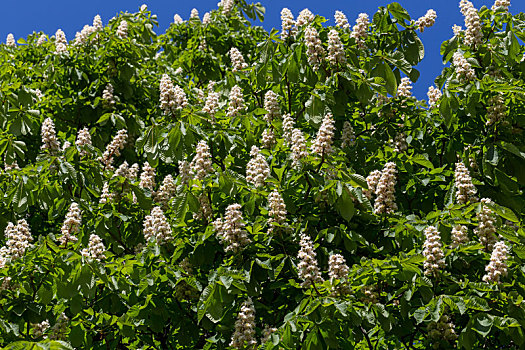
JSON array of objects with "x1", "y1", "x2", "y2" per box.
[
  {"x1": 173, "y1": 14, "x2": 183, "y2": 24},
  {"x1": 139, "y1": 161, "x2": 156, "y2": 191},
  {"x1": 296, "y1": 9, "x2": 314, "y2": 28},
  {"x1": 102, "y1": 83, "x2": 115, "y2": 107},
  {"x1": 291, "y1": 129, "x2": 308, "y2": 167},
  {"x1": 54, "y1": 29, "x2": 67, "y2": 54},
  {"x1": 190, "y1": 8, "x2": 199, "y2": 20},
  {"x1": 154, "y1": 175, "x2": 176, "y2": 207},
  {"x1": 327, "y1": 29, "x2": 346, "y2": 66},
  {"x1": 37, "y1": 34, "x2": 47, "y2": 46},
  {"x1": 428, "y1": 315, "x2": 458, "y2": 345},
  {"x1": 117, "y1": 20, "x2": 128, "y2": 39},
  {"x1": 341, "y1": 121, "x2": 355, "y2": 148},
  {"x1": 415, "y1": 9, "x2": 437, "y2": 32},
  {"x1": 263, "y1": 90, "x2": 280, "y2": 123},
  {"x1": 59, "y1": 203, "x2": 81, "y2": 245},
  {"x1": 100, "y1": 182, "x2": 113, "y2": 204},
  {"x1": 32, "y1": 320, "x2": 50, "y2": 338},
  {"x1": 304, "y1": 26, "x2": 324, "y2": 71},
  {"x1": 261, "y1": 128, "x2": 275, "y2": 149},
  {"x1": 93, "y1": 15, "x2": 103, "y2": 31},
  {"x1": 213, "y1": 204, "x2": 251, "y2": 253},
  {"x1": 451, "y1": 224, "x2": 469, "y2": 248},
  {"x1": 75, "y1": 127, "x2": 92, "y2": 157},
  {"x1": 455, "y1": 161, "x2": 477, "y2": 204},
  {"x1": 452, "y1": 24, "x2": 463, "y2": 37},
  {"x1": 4, "y1": 156, "x2": 20, "y2": 172},
  {"x1": 178, "y1": 159, "x2": 191, "y2": 185},
  {"x1": 280, "y1": 8, "x2": 295, "y2": 38},
  {"x1": 486, "y1": 94, "x2": 506, "y2": 126},
  {"x1": 114, "y1": 161, "x2": 130, "y2": 178},
  {"x1": 246, "y1": 146, "x2": 270, "y2": 188},
  {"x1": 459, "y1": 0, "x2": 483, "y2": 47},
  {"x1": 334, "y1": 11, "x2": 349, "y2": 30},
  {"x1": 6, "y1": 34, "x2": 15, "y2": 47},
  {"x1": 297, "y1": 234, "x2": 324, "y2": 288},
  {"x1": 422, "y1": 226, "x2": 445, "y2": 276},
  {"x1": 393, "y1": 132, "x2": 408, "y2": 153},
  {"x1": 492, "y1": 0, "x2": 510, "y2": 11},
  {"x1": 62, "y1": 141, "x2": 71, "y2": 152},
  {"x1": 0, "y1": 220, "x2": 33, "y2": 265},
  {"x1": 193, "y1": 193, "x2": 213, "y2": 222},
  {"x1": 351, "y1": 13, "x2": 370, "y2": 49},
  {"x1": 41, "y1": 117, "x2": 60, "y2": 153},
  {"x1": 427, "y1": 86, "x2": 442, "y2": 107},
  {"x1": 365, "y1": 170, "x2": 382, "y2": 199},
  {"x1": 203, "y1": 90, "x2": 219, "y2": 119},
  {"x1": 99, "y1": 129, "x2": 127, "y2": 169},
  {"x1": 361, "y1": 285, "x2": 379, "y2": 304},
  {"x1": 312, "y1": 113, "x2": 335, "y2": 156},
  {"x1": 202, "y1": 13, "x2": 211, "y2": 25},
  {"x1": 143, "y1": 206, "x2": 173, "y2": 244},
  {"x1": 373, "y1": 162, "x2": 398, "y2": 214},
  {"x1": 453, "y1": 52, "x2": 475, "y2": 82},
  {"x1": 230, "y1": 298, "x2": 257, "y2": 349},
  {"x1": 81, "y1": 234, "x2": 106, "y2": 261},
  {"x1": 229, "y1": 47, "x2": 248, "y2": 72},
  {"x1": 261, "y1": 326, "x2": 278, "y2": 344},
  {"x1": 482, "y1": 241, "x2": 509, "y2": 283},
  {"x1": 397, "y1": 77, "x2": 413, "y2": 98},
  {"x1": 190, "y1": 140, "x2": 213, "y2": 181},
  {"x1": 268, "y1": 190, "x2": 287, "y2": 234},
  {"x1": 74, "y1": 24, "x2": 96, "y2": 46},
  {"x1": 227, "y1": 85, "x2": 245, "y2": 118},
  {"x1": 475, "y1": 198, "x2": 498, "y2": 250},
  {"x1": 282, "y1": 113, "x2": 294, "y2": 144},
  {"x1": 328, "y1": 253, "x2": 350, "y2": 294},
  {"x1": 48, "y1": 313, "x2": 68, "y2": 340}
]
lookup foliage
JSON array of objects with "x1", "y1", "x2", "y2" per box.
[{"x1": 0, "y1": 1, "x2": 525, "y2": 349}]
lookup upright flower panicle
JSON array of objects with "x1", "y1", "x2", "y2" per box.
[
  {"x1": 373, "y1": 162, "x2": 397, "y2": 214},
  {"x1": 397, "y1": 77, "x2": 413, "y2": 98},
  {"x1": 139, "y1": 161, "x2": 156, "y2": 191},
  {"x1": 230, "y1": 298, "x2": 257, "y2": 349},
  {"x1": 453, "y1": 52, "x2": 476, "y2": 82},
  {"x1": 415, "y1": 9, "x2": 437, "y2": 32},
  {"x1": 422, "y1": 226, "x2": 445, "y2": 276},
  {"x1": 455, "y1": 162, "x2": 477, "y2": 204},
  {"x1": 365, "y1": 170, "x2": 382, "y2": 198},
  {"x1": 282, "y1": 113, "x2": 295, "y2": 144},
  {"x1": 492, "y1": 0, "x2": 510, "y2": 12},
  {"x1": 93, "y1": 15, "x2": 103, "y2": 31},
  {"x1": 2, "y1": 220, "x2": 33, "y2": 263},
  {"x1": 99, "y1": 129, "x2": 127, "y2": 169},
  {"x1": 246, "y1": 146, "x2": 270, "y2": 188},
  {"x1": 304, "y1": 26, "x2": 324, "y2": 71},
  {"x1": 81, "y1": 234, "x2": 106, "y2": 261},
  {"x1": 37, "y1": 34, "x2": 47, "y2": 46},
  {"x1": 173, "y1": 14, "x2": 183, "y2": 24},
  {"x1": 311, "y1": 113, "x2": 335, "y2": 156},
  {"x1": 202, "y1": 12, "x2": 211, "y2": 24},
  {"x1": 190, "y1": 140, "x2": 213, "y2": 181},
  {"x1": 341, "y1": 121, "x2": 355, "y2": 148},
  {"x1": 154, "y1": 175, "x2": 176, "y2": 207},
  {"x1": 203, "y1": 90, "x2": 219, "y2": 119},
  {"x1": 297, "y1": 234, "x2": 324, "y2": 288},
  {"x1": 193, "y1": 193, "x2": 213, "y2": 222},
  {"x1": 102, "y1": 83, "x2": 115, "y2": 107},
  {"x1": 117, "y1": 20, "x2": 128, "y2": 39},
  {"x1": 100, "y1": 182, "x2": 113, "y2": 204},
  {"x1": 328, "y1": 253, "x2": 350, "y2": 294},
  {"x1": 291, "y1": 128, "x2": 308, "y2": 167},
  {"x1": 190, "y1": 8, "x2": 199, "y2": 20},
  {"x1": 460, "y1": 0, "x2": 483, "y2": 47},
  {"x1": 351, "y1": 13, "x2": 370, "y2": 49},
  {"x1": 227, "y1": 85, "x2": 245, "y2": 118},
  {"x1": 268, "y1": 190, "x2": 287, "y2": 234},
  {"x1": 54, "y1": 29, "x2": 67, "y2": 53},
  {"x1": 143, "y1": 206, "x2": 173, "y2": 244},
  {"x1": 59, "y1": 203, "x2": 81, "y2": 245},
  {"x1": 213, "y1": 204, "x2": 251, "y2": 253},
  {"x1": 327, "y1": 29, "x2": 346, "y2": 66},
  {"x1": 482, "y1": 241, "x2": 509, "y2": 283},
  {"x1": 6, "y1": 34, "x2": 15, "y2": 47},
  {"x1": 475, "y1": 198, "x2": 498, "y2": 250},
  {"x1": 263, "y1": 90, "x2": 280, "y2": 123},
  {"x1": 334, "y1": 10, "x2": 350, "y2": 29},
  {"x1": 486, "y1": 94, "x2": 506, "y2": 126},
  {"x1": 280, "y1": 8, "x2": 295, "y2": 38},
  {"x1": 41, "y1": 118, "x2": 60, "y2": 153},
  {"x1": 261, "y1": 128, "x2": 276, "y2": 149},
  {"x1": 296, "y1": 8, "x2": 314, "y2": 28},
  {"x1": 229, "y1": 47, "x2": 248, "y2": 72},
  {"x1": 451, "y1": 224, "x2": 469, "y2": 248},
  {"x1": 427, "y1": 86, "x2": 442, "y2": 107}
]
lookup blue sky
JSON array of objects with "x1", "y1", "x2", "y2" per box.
[{"x1": 1, "y1": 0, "x2": 524, "y2": 98}]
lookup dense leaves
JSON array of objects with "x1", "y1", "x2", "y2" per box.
[{"x1": 0, "y1": 1, "x2": 525, "y2": 349}]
